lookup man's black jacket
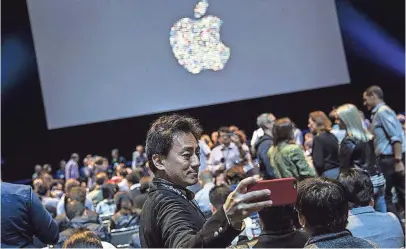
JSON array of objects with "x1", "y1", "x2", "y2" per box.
[{"x1": 140, "y1": 178, "x2": 241, "y2": 248}]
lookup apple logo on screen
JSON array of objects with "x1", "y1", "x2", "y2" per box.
[{"x1": 169, "y1": 0, "x2": 231, "y2": 74}]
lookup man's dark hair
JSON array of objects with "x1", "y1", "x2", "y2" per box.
[
  {"x1": 365, "y1": 85, "x2": 384, "y2": 100},
  {"x1": 338, "y1": 169, "x2": 373, "y2": 208},
  {"x1": 101, "y1": 184, "x2": 115, "y2": 200},
  {"x1": 272, "y1": 118, "x2": 295, "y2": 145},
  {"x1": 126, "y1": 172, "x2": 140, "y2": 185},
  {"x1": 209, "y1": 184, "x2": 232, "y2": 211},
  {"x1": 95, "y1": 172, "x2": 108, "y2": 186},
  {"x1": 62, "y1": 228, "x2": 103, "y2": 248},
  {"x1": 259, "y1": 205, "x2": 295, "y2": 231},
  {"x1": 146, "y1": 114, "x2": 202, "y2": 172},
  {"x1": 295, "y1": 177, "x2": 348, "y2": 234},
  {"x1": 218, "y1": 126, "x2": 231, "y2": 134}
]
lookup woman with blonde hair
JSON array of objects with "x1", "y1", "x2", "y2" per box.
[
  {"x1": 336, "y1": 103, "x2": 386, "y2": 212},
  {"x1": 308, "y1": 111, "x2": 340, "y2": 178}
]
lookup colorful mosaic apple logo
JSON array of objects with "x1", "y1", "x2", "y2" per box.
[{"x1": 169, "y1": 0, "x2": 231, "y2": 74}]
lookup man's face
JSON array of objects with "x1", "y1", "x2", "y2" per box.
[
  {"x1": 160, "y1": 132, "x2": 200, "y2": 188},
  {"x1": 218, "y1": 132, "x2": 231, "y2": 146},
  {"x1": 363, "y1": 92, "x2": 376, "y2": 111},
  {"x1": 308, "y1": 118, "x2": 317, "y2": 133}
]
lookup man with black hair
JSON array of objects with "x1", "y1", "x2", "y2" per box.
[
  {"x1": 296, "y1": 177, "x2": 378, "y2": 248},
  {"x1": 235, "y1": 205, "x2": 309, "y2": 248},
  {"x1": 339, "y1": 169, "x2": 404, "y2": 248},
  {"x1": 140, "y1": 114, "x2": 272, "y2": 248},
  {"x1": 363, "y1": 85, "x2": 405, "y2": 215},
  {"x1": 127, "y1": 171, "x2": 141, "y2": 201}
]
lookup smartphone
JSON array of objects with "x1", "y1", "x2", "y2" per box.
[{"x1": 247, "y1": 178, "x2": 297, "y2": 206}]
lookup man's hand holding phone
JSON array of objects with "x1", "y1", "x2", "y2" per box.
[{"x1": 223, "y1": 177, "x2": 272, "y2": 230}]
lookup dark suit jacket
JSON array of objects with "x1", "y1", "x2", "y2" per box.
[
  {"x1": 140, "y1": 178, "x2": 241, "y2": 248},
  {"x1": 1, "y1": 182, "x2": 59, "y2": 247}
]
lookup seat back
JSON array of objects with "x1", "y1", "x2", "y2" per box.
[{"x1": 110, "y1": 225, "x2": 139, "y2": 247}]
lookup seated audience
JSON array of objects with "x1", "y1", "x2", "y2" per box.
[
  {"x1": 339, "y1": 169, "x2": 404, "y2": 248},
  {"x1": 308, "y1": 111, "x2": 340, "y2": 179},
  {"x1": 95, "y1": 184, "x2": 116, "y2": 216},
  {"x1": 88, "y1": 172, "x2": 109, "y2": 206},
  {"x1": 209, "y1": 184, "x2": 254, "y2": 245},
  {"x1": 57, "y1": 189, "x2": 110, "y2": 245},
  {"x1": 62, "y1": 228, "x2": 103, "y2": 248},
  {"x1": 296, "y1": 177, "x2": 378, "y2": 248},
  {"x1": 194, "y1": 170, "x2": 215, "y2": 218},
  {"x1": 1, "y1": 182, "x2": 59, "y2": 247},
  {"x1": 236, "y1": 205, "x2": 310, "y2": 248},
  {"x1": 110, "y1": 192, "x2": 140, "y2": 230},
  {"x1": 268, "y1": 118, "x2": 315, "y2": 180},
  {"x1": 57, "y1": 179, "x2": 95, "y2": 215}
]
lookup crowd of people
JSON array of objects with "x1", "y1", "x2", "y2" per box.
[{"x1": 1, "y1": 85, "x2": 405, "y2": 248}]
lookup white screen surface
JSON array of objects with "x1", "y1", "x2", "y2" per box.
[{"x1": 27, "y1": 0, "x2": 349, "y2": 129}]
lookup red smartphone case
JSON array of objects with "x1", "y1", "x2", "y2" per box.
[{"x1": 246, "y1": 178, "x2": 297, "y2": 206}]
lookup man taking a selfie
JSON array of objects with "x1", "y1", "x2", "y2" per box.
[{"x1": 139, "y1": 114, "x2": 273, "y2": 248}]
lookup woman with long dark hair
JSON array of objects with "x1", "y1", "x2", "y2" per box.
[
  {"x1": 268, "y1": 118, "x2": 315, "y2": 180},
  {"x1": 336, "y1": 104, "x2": 386, "y2": 212}
]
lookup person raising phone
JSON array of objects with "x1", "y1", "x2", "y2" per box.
[{"x1": 139, "y1": 114, "x2": 273, "y2": 248}]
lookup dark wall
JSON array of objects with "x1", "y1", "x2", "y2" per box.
[{"x1": 2, "y1": 0, "x2": 405, "y2": 181}]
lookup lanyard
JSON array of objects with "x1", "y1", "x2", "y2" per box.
[{"x1": 155, "y1": 182, "x2": 207, "y2": 221}]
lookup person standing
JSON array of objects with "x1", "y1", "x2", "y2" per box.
[
  {"x1": 65, "y1": 153, "x2": 80, "y2": 180},
  {"x1": 363, "y1": 85, "x2": 405, "y2": 215},
  {"x1": 139, "y1": 114, "x2": 273, "y2": 248},
  {"x1": 308, "y1": 111, "x2": 340, "y2": 179},
  {"x1": 268, "y1": 118, "x2": 316, "y2": 180},
  {"x1": 336, "y1": 104, "x2": 387, "y2": 212}
]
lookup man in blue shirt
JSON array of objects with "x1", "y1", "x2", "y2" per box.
[
  {"x1": 363, "y1": 85, "x2": 405, "y2": 215},
  {"x1": 339, "y1": 169, "x2": 404, "y2": 248},
  {"x1": 1, "y1": 182, "x2": 59, "y2": 247}
]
